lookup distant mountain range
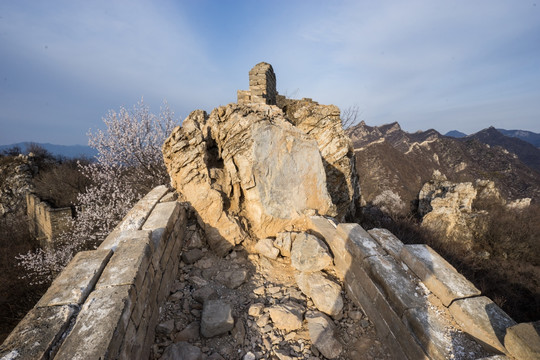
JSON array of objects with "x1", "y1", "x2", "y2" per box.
[
  {"x1": 446, "y1": 128, "x2": 540, "y2": 147},
  {"x1": 347, "y1": 121, "x2": 540, "y2": 208},
  {"x1": 0, "y1": 142, "x2": 97, "y2": 159}
]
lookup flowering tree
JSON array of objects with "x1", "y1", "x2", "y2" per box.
[{"x1": 18, "y1": 99, "x2": 176, "y2": 284}]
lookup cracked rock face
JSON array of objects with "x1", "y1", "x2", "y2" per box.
[{"x1": 163, "y1": 102, "x2": 358, "y2": 255}]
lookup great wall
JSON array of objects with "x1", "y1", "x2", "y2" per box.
[{"x1": 1, "y1": 63, "x2": 538, "y2": 360}]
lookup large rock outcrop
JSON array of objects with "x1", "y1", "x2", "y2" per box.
[{"x1": 163, "y1": 63, "x2": 358, "y2": 255}]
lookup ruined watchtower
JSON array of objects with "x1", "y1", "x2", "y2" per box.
[{"x1": 237, "y1": 62, "x2": 277, "y2": 105}]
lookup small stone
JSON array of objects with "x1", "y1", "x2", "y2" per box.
[
  {"x1": 268, "y1": 302, "x2": 305, "y2": 332},
  {"x1": 189, "y1": 276, "x2": 208, "y2": 288},
  {"x1": 360, "y1": 319, "x2": 370, "y2": 328},
  {"x1": 232, "y1": 320, "x2": 246, "y2": 346},
  {"x1": 216, "y1": 268, "x2": 249, "y2": 289},
  {"x1": 248, "y1": 303, "x2": 265, "y2": 317},
  {"x1": 254, "y1": 238, "x2": 280, "y2": 259},
  {"x1": 253, "y1": 286, "x2": 265, "y2": 295},
  {"x1": 274, "y1": 232, "x2": 293, "y2": 257},
  {"x1": 156, "y1": 319, "x2": 175, "y2": 335},
  {"x1": 256, "y1": 313, "x2": 270, "y2": 328},
  {"x1": 207, "y1": 353, "x2": 225, "y2": 360},
  {"x1": 306, "y1": 311, "x2": 342, "y2": 359},
  {"x1": 182, "y1": 248, "x2": 205, "y2": 264},
  {"x1": 161, "y1": 341, "x2": 203, "y2": 360},
  {"x1": 168, "y1": 291, "x2": 184, "y2": 302},
  {"x1": 243, "y1": 351, "x2": 256, "y2": 360},
  {"x1": 175, "y1": 321, "x2": 200, "y2": 342},
  {"x1": 201, "y1": 300, "x2": 235, "y2": 338},
  {"x1": 295, "y1": 271, "x2": 343, "y2": 316},
  {"x1": 349, "y1": 311, "x2": 363, "y2": 321},
  {"x1": 192, "y1": 286, "x2": 217, "y2": 303}
]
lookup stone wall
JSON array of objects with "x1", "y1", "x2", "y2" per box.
[
  {"x1": 26, "y1": 193, "x2": 73, "y2": 248},
  {"x1": 237, "y1": 62, "x2": 277, "y2": 105},
  {"x1": 1, "y1": 185, "x2": 186, "y2": 360},
  {"x1": 309, "y1": 216, "x2": 539, "y2": 360}
]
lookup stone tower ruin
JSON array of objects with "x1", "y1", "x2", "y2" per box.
[{"x1": 237, "y1": 62, "x2": 277, "y2": 105}]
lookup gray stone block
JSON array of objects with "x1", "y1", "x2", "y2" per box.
[
  {"x1": 365, "y1": 255, "x2": 424, "y2": 316},
  {"x1": 111, "y1": 185, "x2": 169, "y2": 233},
  {"x1": 449, "y1": 296, "x2": 516, "y2": 354},
  {"x1": 504, "y1": 321, "x2": 540, "y2": 360},
  {"x1": 336, "y1": 223, "x2": 385, "y2": 260},
  {"x1": 403, "y1": 307, "x2": 453, "y2": 360},
  {"x1": 401, "y1": 244, "x2": 481, "y2": 306},
  {"x1": 308, "y1": 216, "x2": 338, "y2": 245},
  {"x1": 36, "y1": 249, "x2": 112, "y2": 307},
  {"x1": 368, "y1": 228, "x2": 404, "y2": 259},
  {"x1": 55, "y1": 285, "x2": 136, "y2": 360},
  {"x1": 99, "y1": 229, "x2": 151, "y2": 251},
  {"x1": 142, "y1": 201, "x2": 181, "y2": 233},
  {"x1": 0, "y1": 305, "x2": 75, "y2": 360},
  {"x1": 96, "y1": 235, "x2": 151, "y2": 291}
]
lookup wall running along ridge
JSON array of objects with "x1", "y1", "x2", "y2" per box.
[
  {"x1": 1, "y1": 191, "x2": 538, "y2": 359},
  {"x1": 26, "y1": 193, "x2": 73, "y2": 248},
  {"x1": 1, "y1": 185, "x2": 186, "y2": 360}
]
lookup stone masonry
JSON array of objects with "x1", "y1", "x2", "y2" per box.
[
  {"x1": 237, "y1": 62, "x2": 277, "y2": 105},
  {"x1": 26, "y1": 193, "x2": 73, "y2": 248}
]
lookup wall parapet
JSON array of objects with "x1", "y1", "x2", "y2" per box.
[
  {"x1": 1, "y1": 185, "x2": 186, "y2": 360},
  {"x1": 26, "y1": 193, "x2": 73, "y2": 248},
  {"x1": 308, "y1": 216, "x2": 538, "y2": 360}
]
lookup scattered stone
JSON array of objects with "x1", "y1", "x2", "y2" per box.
[
  {"x1": 295, "y1": 271, "x2": 343, "y2": 316},
  {"x1": 192, "y1": 286, "x2": 218, "y2": 303},
  {"x1": 175, "y1": 322, "x2": 200, "y2": 342},
  {"x1": 274, "y1": 232, "x2": 293, "y2": 257},
  {"x1": 243, "y1": 352, "x2": 256, "y2": 360},
  {"x1": 255, "y1": 238, "x2": 280, "y2": 259},
  {"x1": 248, "y1": 303, "x2": 265, "y2": 317},
  {"x1": 253, "y1": 286, "x2": 265, "y2": 295},
  {"x1": 290, "y1": 233, "x2": 333, "y2": 272},
  {"x1": 168, "y1": 290, "x2": 183, "y2": 302},
  {"x1": 182, "y1": 248, "x2": 205, "y2": 264},
  {"x1": 232, "y1": 319, "x2": 246, "y2": 346},
  {"x1": 215, "y1": 268, "x2": 249, "y2": 289},
  {"x1": 156, "y1": 319, "x2": 175, "y2": 335},
  {"x1": 161, "y1": 341, "x2": 203, "y2": 360},
  {"x1": 201, "y1": 300, "x2": 235, "y2": 338},
  {"x1": 268, "y1": 302, "x2": 305, "y2": 332},
  {"x1": 189, "y1": 276, "x2": 208, "y2": 288},
  {"x1": 306, "y1": 311, "x2": 342, "y2": 359},
  {"x1": 207, "y1": 353, "x2": 225, "y2": 360},
  {"x1": 256, "y1": 313, "x2": 270, "y2": 328}
]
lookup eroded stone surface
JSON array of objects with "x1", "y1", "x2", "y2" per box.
[
  {"x1": 36, "y1": 249, "x2": 112, "y2": 307},
  {"x1": 449, "y1": 296, "x2": 516, "y2": 354},
  {"x1": 306, "y1": 311, "x2": 342, "y2": 359},
  {"x1": 336, "y1": 223, "x2": 385, "y2": 259},
  {"x1": 201, "y1": 300, "x2": 234, "y2": 338},
  {"x1": 368, "y1": 228, "x2": 404, "y2": 259},
  {"x1": 401, "y1": 244, "x2": 481, "y2": 306},
  {"x1": 290, "y1": 233, "x2": 333, "y2": 272},
  {"x1": 254, "y1": 238, "x2": 279, "y2": 259},
  {"x1": 0, "y1": 306, "x2": 76, "y2": 360},
  {"x1": 504, "y1": 321, "x2": 540, "y2": 360},
  {"x1": 55, "y1": 285, "x2": 136, "y2": 360},
  {"x1": 295, "y1": 271, "x2": 343, "y2": 316}
]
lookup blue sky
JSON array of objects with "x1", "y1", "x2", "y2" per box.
[{"x1": 1, "y1": 0, "x2": 539, "y2": 145}]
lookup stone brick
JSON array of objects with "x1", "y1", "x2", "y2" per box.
[
  {"x1": 96, "y1": 235, "x2": 151, "y2": 291},
  {"x1": 504, "y1": 321, "x2": 540, "y2": 360},
  {"x1": 336, "y1": 223, "x2": 385, "y2": 259},
  {"x1": 368, "y1": 228, "x2": 404, "y2": 259},
  {"x1": 36, "y1": 249, "x2": 112, "y2": 307},
  {"x1": 0, "y1": 305, "x2": 76, "y2": 360},
  {"x1": 108, "y1": 185, "x2": 169, "y2": 235},
  {"x1": 99, "y1": 229, "x2": 151, "y2": 251},
  {"x1": 308, "y1": 216, "x2": 338, "y2": 245},
  {"x1": 449, "y1": 296, "x2": 516, "y2": 354},
  {"x1": 142, "y1": 201, "x2": 181, "y2": 234},
  {"x1": 131, "y1": 262, "x2": 155, "y2": 327},
  {"x1": 401, "y1": 244, "x2": 481, "y2": 307},
  {"x1": 55, "y1": 285, "x2": 136, "y2": 360},
  {"x1": 118, "y1": 319, "x2": 137, "y2": 360},
  {"x1": 403, "y1": 307, "x2": 454, "y2": 360},
  {"x1": 364, "y1": 255, "x2": 424, "y2": 317}
]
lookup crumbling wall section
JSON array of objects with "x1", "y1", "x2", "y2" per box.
[
  {"x1": 26, "y1": 193, "x2": 73, "y2": 248},
  {"x1": 1, "y1": 185, "x2": 186, "y2": 360},
  {"x1": 308, "y1": 216, "x2": 537, "y2": 360}
]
